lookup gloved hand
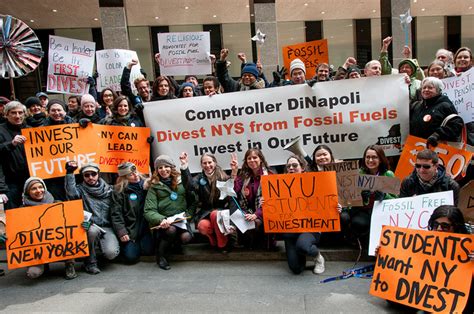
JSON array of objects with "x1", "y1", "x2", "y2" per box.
[
  {"x1": 140, "y1": 68, "x2": 147, "y2": 79},
  {"x1": 78, "y1": 118, "x2": 91, "y2": 128},
  {"x1": 0, "y1": 233, "x2": 6, "y2": 243},
  {"x1": 427, "y1": 133, "x2": 439, "y2": 148},
  {"x1": 306, "y1": 79, "x2": 317, "y2": 87},
  {"x1": 93, "y1": 71, "x2": 99, "y2": 79},
  {"x1": 147, "y1": 136, "x2": 154, "y2": 144},
  {"x1": 134, "y1": 103, "x2": 144, "y2": 112},
  {"x1": 272, "y1": 65, "x2": 287, "y2": 84},
  {"x1": 87, "y1": 76, "x2": 96, "y2": 87},
  {"x1": 65, "y1": 161, "x2": 78, "y2": 174},
  {"x1": 374, "y1": 191, "x2": 385, "y2": 201},
  {"x1": 81, "y1": 221, "x2": 91, "y2": 231}
]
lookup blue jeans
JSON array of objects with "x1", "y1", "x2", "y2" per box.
[
  {"x1": 283, "y1": 233, "x2": 320, "y2": 274},
  {"x1": 120, "y1": 232, "x2": 154, "y2": 264}
]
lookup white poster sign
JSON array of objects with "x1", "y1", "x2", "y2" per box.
[
  {"x1": 157, "y1": 32, "x2": 211, "y2": 76},
  {"x1": 442, "y1": 67, "x2": 474, "y2": 123},
  {"x1": 96, "y1": 49, "x2": 141, "y2": 92},
  {"x1": 368, "y1": 190, "x2": 454, "y2": 256},
  {"x1": 47, "y1": 35, "x2": 95, "y2": 95},
  {"x1": 144, "y1": 75, "x2": 409, "y2": 173}
]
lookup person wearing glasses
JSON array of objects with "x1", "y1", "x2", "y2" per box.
[
  {"x1": 400, "y1": 149, "x2": 459, "y2": 205},
  {"x1": 340, "y1": 145, "x2": 397, "y2": 248},
  {"x1": 64, "y1": 162, "x2": 120, "y2": 274},
  {"x1": 282, "y1": 155, "x2": 326, "y2": 275},
  {"x1": 110, "y1": 162, "x2": 153, "y2": 264}
]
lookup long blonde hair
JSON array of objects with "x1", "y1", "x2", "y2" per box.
[
  {"x1": 114, "y1": 172, "x2": 150, "y2": 193},
  {"x1": 151, "y1": 168, "x2": 180, "y2": 191}
]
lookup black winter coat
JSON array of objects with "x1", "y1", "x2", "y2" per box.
[{"x1": 0, "y1": 122, "x2": 30, "y2": 184}]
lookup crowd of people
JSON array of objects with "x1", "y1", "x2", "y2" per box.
[{"x1": 0, "y1": 34, "x2": 473, "y2": 312}]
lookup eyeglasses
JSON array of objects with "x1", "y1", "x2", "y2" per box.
[
  {"x1": 415, "y1": 164, "x2": 432, "y2": 169},
  {"x1": 431, "y1": 221, "x2": 452, "y2": 231},
  {"x1": 286, "y1": 163, "x2": 300, "y2": 169},
  {"x1": 83, "y1": 172, "x2": 98, "y2": 178}
]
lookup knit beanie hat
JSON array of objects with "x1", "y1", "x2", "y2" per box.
[
  {"x1": 290, "y1": 59, "x2": 306, "y2": 75},
  {"x1": 241, "y1": 63, "x2": 259, "y2": 79},
  {"x1": 47, "y1": 99, "x2": 67, "y2": 112},
  {"x1": 154, "y1": 155, "x2": 176, "y2": 169},
  {"x1": 23, "y1": 177, "x2": 47, "y2": 196},
  {"x1": 346, "y1": 65, "x2": 361, "y2": 78},
  {"x1": 80, "y1": 162, "x2": 100, "y2": 174},
  {"x1": 81, "y1": 93, "x2": 96, "y2": 106},
  {"x1": 24, "y1": 97, "x2": 41, "y2": 109},
  {"x1": 118, "y1": 162, "x2": 137, "y2": 177}
]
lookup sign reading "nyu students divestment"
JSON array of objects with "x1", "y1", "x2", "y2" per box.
[{"x1": 144, "y1": 75, "x2": 409, "y2": 173}]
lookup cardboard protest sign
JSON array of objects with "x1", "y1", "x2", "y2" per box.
[
  {"x1": 157, "y1": 32, "x2": 211, "y2": 76},
  {"x1": 357, "y1": 175, "x2": 401, "y2": 195},
  {"x1": 96, "y1": 49, "x2": 141, "y2": 92},
  {"x1": 282, "y1": 39, "x2": 329, "y2": 80},
  {"x1": 322, "y1": 160, "x2": 362, "y2": 207},
  {"x1": 5, "y1": 200, "x2": 89, "y2": 269},
  {"x1": 368, "y1": 191, "x2": 454, "y2": 255},
  {"x1": 261, "y1": 172, "x2": 340, "y2": 233},
  {"x1": 442, "y1": 67, "x2": 473, "y2": 123},
  {"x1": 22, "y1": 124, "x2": 150, "y2": 179},
  {"x1": 144, "y1": 75, "x2": 409, "y2": 173},
  {"x1": 459, "y1": 180, "x2": 474, "y2": 223},
  {"x1": 47, "y1": 35, "x2": 95, "y2": 95},
  {"x1": 395, "y1": 135, "x2": 473, "y2": 180},
  {"x1": 370, "y1": 225, "x2": 474, "y2": 313}
]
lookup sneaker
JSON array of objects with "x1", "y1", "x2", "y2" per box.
[
  {"x1": 64, "y1": 263, "x2": 78, "y2": 280},
  {"x1": 84, "y1": 263, "x2": 101, "y2": 275},
  {"x1": 313, "y1": 253, "x2": 325, "y2": 274}
]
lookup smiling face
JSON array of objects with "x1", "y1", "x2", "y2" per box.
[
  {"x1": 157, "y1": 165, "x2": 171, "y2": 179},
  {"x1": 83, "y1": 171, "x2": 99, "y2": 186},
  {"x1": 203, "y1": 81, "x2": 217, "y2": 95},
  {"x1": 364, "y1": 149, "x2": 380, "y2": 174},
  {"x1": 158, "y1": 80, "x2": 169, "y2": 96},
  {"x1": 127, "y1": 170, "x2": 140, "y2": 183},
  {"x1": 137, "y1": 81, "x2": 150, "y2": 99},
  {"x1": 241, "y1": 73, "x2": 256, "y2": 86},
  {"x1": 246, "y1": 151, "x2": 261, "y2": 172},
  {"x1": 28, "y1": 182, "x2": 45, "y2": 201},
  {"x1": 314, "y1": 148, "x2": 332, "y2": 166},
  {"x1": 415, "y1": 158, "x2": 438, "y2": 182},
  {"x1": 455, "y1": 51, "x2": 471, "y2": 69},
  {"x1": 428, "y1": 64, "x2": 445, "y2": 79},
  {"x1": 286, "y1": 157, "x2": 303, "y2": 174},
  {"x1": 6, "y1": 108, "x2": 25, "y2": 125},
  {"x1": 399, "y1": 63, "x2": 413, "y2": 76},
  {"x1": 28, "y1": 103, "x2": 43, "y2": 115},
  {"x1": 201, "y1": 155, "x2": 216, "y2": 175},
  {"x1": 102, "y1": 90, "x2": 114, "y2": 106},
  {"x1": 421, "y1": 83, "x2": 438, "y2": 100},
  {"x1": 316, "y1": 66, "x2": 329, "y2": 81},
  {"x1": 82, "y1": 102, "x2": 96, "y2": 116},
  {"x1": 117, "y1": 99, "x2": 129, "y2": 116},
  {"x1": 49, "y1": 103, "x2": 66, "y2": 121}
]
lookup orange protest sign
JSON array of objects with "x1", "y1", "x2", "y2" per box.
[
  {"x1": 22, "y1": 123, "x2": 151, "y2": 179},
  {"x1": 282, "y1": 39, "x2": 329, "y2": 80},
  {"x1": 370, "y1": 225, "x2": 474, "y2": 313},
  {"x1": 5, "y1": 200, "x2": 89, "y2": 269},
  {"x1": 261, "y1": 172, "x2": 340, "y2": 233},
  {"x1": 395, "y1": 135, "x2": 472, "y2": 180}
]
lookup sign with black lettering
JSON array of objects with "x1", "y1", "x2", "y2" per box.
[
  {"x1": 5, "y1": 200, "x2": 89, "y2": 269},
  {"x1": 370, "y1": 225, "x2": 474, "y2": 313}
]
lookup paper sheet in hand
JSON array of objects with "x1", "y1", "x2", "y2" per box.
[
  {"x1": 230, "y1": 210, "x2": 255, "y2": 233},
  {"x1": 83, "y1": 211, "x2": 92, "y2": 222},
  {"x1": 167, "y1": 212, "x2": 187, "y2": 230}
]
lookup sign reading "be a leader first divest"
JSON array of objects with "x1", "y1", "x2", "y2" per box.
[{"x1": 144, "y1": 75, "x2": 409, "y2": 173}]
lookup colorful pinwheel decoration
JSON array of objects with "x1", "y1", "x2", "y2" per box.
[{"x1": 0, "y1": 15, "x2": 44, "y2": 79}]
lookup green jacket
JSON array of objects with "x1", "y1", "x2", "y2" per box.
[{"x1": 143, "y1": 180, "x2": 196, "y2": 227}]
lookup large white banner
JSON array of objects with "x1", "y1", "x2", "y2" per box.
[
  {"x1": 96, "y1": 49, "x2": 141, "y2": 93},
  {"x1": 368, "y1": 190, "x2": 454, "y2": 256},
  {"x1": 442, "y1": 67, "x2": 473, "y2": 123},
  {"x1": 157, "y1": 32, "x2": 211, "y2": 76},
  {"x1": 47, "y1": 35, "x2": 95, "y2": 95},
  {"x1": 144, "y1": 75, "x2": 409, "y2": 173}
]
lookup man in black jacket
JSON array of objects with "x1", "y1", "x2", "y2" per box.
[
  {"x1": 400, "y1": 149, "x2": 460, "y2": 205},
  {"x1": 0, "y1": 101, "x2": 30, "y2": 209}
]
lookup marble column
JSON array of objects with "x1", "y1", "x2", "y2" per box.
[
  {"x1": 99, "y1": 0, "x2": 130, "y2": 50},
  {"x1": 381, "y1": 0, "x2": 411, "y2": 68},
  {"x1": 252, "y1": 1, "x2": 279, "y2": 78}
]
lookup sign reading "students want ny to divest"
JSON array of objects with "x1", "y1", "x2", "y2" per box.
[
  {"x1": 144, "y1": 75, "x2": 409, "y2": 173},
  {"x1": 260, "y1": 172, "x2": 340, "y2": 233},
  {"x1": 22, "y1": 124, "x2": 151, "y2": 179},
  {"x1": 370, "y1": 226, "x2": 474, "y2": 313}
]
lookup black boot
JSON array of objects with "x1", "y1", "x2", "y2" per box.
[{"x1": 158, "y1": 256, "x2": 171, "y2": 270}]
